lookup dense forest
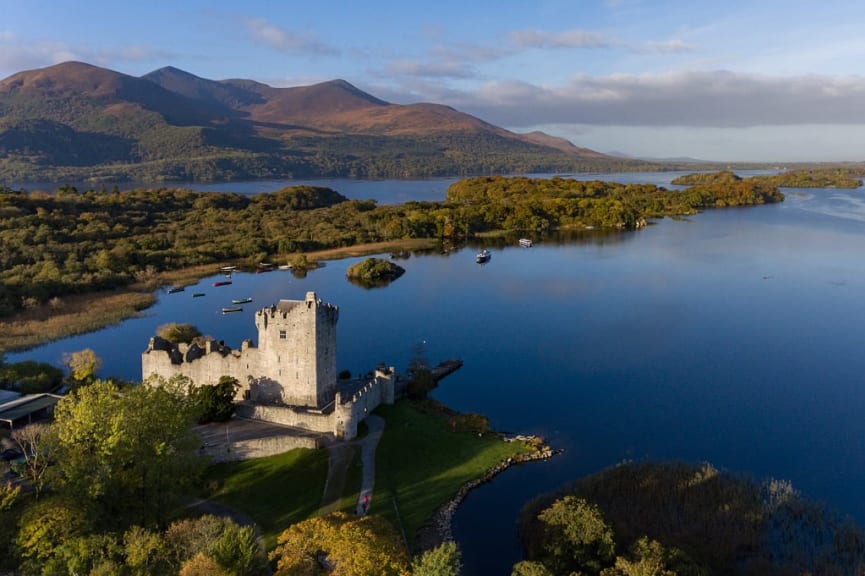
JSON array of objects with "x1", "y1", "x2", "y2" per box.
[
  {"x1": 0, "y1": 173, "x2": 783, "y2": 317},
  {"x1": 0, "y1": 130, "x2": 666, "y2": 183},
  {"x1": 672, "y1": 166, "x2": 865, "y2": 189},
  {"x1": 516, "y1": 461, "x2": 865, "y2": 576}
]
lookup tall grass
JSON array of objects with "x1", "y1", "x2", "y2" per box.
[{"x1": 0, "y1": 290, "x2": 155, "y2": 351}]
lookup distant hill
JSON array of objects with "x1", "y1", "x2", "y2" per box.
[{"x1": 0, "y1": 61, "x2": 651, "y2": 183}]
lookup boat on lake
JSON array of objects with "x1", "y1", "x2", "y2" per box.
[
  {"x1": 221, "y1": 306, "x2": 243, "y2": 314},
  {"x1": 213, "y1": 280, "x2": 232, "y2": 287},
  {"x1": 232, "y1": 298, "x2": 253, "y2": 304},
  {"x1": 219, "y1": 265, "x2": 237, "y2": 272},
  {"x1": 476, "y1": 249, "x2": 491, "y2": 263},
  {"x1": 519, "y1": 238, "x2": 533, "y2": 248},
  {"x1": 192, "y1": 292, "x2": 205, "y2": 298},
  {"x1": 167, "y1": 286, "x2": 185, "y2": 294},
  {"x1": 278, "y1": 264, "x2": 293, "y2": 270}
]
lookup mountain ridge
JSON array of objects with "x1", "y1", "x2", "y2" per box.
[{"x1": 0, "y1": 61, "x2": 641, "y2": 182}]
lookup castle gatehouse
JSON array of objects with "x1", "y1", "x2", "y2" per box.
[{"x1": 142, "y1": 291, "x2": 395, "y2": 440}]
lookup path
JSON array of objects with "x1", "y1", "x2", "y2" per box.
[{"x1": 319, "y1": 413, "x2": 385, "y2": 517}]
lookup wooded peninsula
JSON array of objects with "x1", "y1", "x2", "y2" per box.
[{"x1": 0, "y1": 170, "x2": 796, "y2": 349}]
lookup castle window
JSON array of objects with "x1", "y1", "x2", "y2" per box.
[{"x1": 279, "y1": 330, "x2": 287, "y2": 339}]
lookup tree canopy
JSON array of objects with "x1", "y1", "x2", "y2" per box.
[
  {"x1": 48, "y1": 379, "x2": 205, "y2": 529},
  {"x1": 270, "y1": 511, "x2": 411, "y2": 576}
]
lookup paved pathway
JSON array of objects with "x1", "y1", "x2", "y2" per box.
[
  {"x1": 355, "y1": 414, "x2": 384, "y2": 516},
  {"x1": 319, "y1": 413, "x2": 385, "y2": 516}
]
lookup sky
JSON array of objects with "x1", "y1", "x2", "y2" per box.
[{"x1": 2, "y1": 0, "x2": 865, "y2": 162}]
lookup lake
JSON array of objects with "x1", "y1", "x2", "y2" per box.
[{"x1": 9, "y1": 172, "x2": 865, "y2": 575}]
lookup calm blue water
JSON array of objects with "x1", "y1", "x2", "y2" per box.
[{"x1": 9, "y1": 173, "x2": 865, "y2": 575}]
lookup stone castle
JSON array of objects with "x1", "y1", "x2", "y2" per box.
[{"x1": 142, "y1": 291, "x2": 396, "y2": 440}]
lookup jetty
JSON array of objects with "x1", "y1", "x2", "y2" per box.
[{"x1": 431, "y1": 359, "x2": 463, "y2": 382}]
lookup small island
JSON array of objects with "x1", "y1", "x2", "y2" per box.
[{"x1": 346, "y1": 257, "x2": 406, "y2": 288}]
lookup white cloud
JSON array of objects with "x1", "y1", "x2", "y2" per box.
[
  {"x1": 640, "y1": 39, "x2": 696, "y2": 54},
  {"x1": 244, "y1": 17, "x2": 337, "y2": 55},
  {"x1": 386, "y1": 59, "x2": 476, "y2": 79},
  {"x1": 510, "y1": 28, "x2": 614, "y2": 49},
  {"x1": 0, "y1": 38, "x2": 83, "y2": 74}
]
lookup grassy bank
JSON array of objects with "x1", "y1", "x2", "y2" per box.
[{"x1": 372, "y1": 401, "x2": 533, "y2": 546}]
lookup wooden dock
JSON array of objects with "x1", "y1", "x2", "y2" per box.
[{"x1": 431, "y1": 359, "x2": 463, "y2": 382}]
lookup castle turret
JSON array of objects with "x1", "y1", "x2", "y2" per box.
[{"x1": 255, "y1": 291, "x2": 338, "y2": 407}]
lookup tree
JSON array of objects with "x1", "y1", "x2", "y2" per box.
[
  {"x1": 537, "y1": 496, "x2": 616, "y2": 575},
  {"x1": 191, "y1": 376, "x2": 239, "y2": 423},
  {"x1": 210, "y1": 521, "x2": 267, "y2": 576},
  {"x1": 63, "y1": 348, "x2": 102, "y2": 384},
  {"x1": 600, "y1": 538, "x2": 679, "y2": 576},
  {"x1": 12, "y1": 422, "x2": 51, "y2": 496},
  {"x1": 157, "y1": 323, "x2": 203, "y2": 344},
  {"x1": 180, "y1": 553, "x2": 230, "y2": 576},
  {"x1": 123, "y1": 525, "x2": 171, "y2": 576},
  {"x1": 16, "y1": 497, "x2": 89, "y2": 575},
  {"x1": 510, "y1": 561, "x2": 555, "y2": 576},
  {"x1": 270, "y1": 512, "x2": 411, "y2": 576},
  {"x1": 48, "y1": 380, "x2": 205, "y2": 529},
  {"x1": 412, "y1": 541, "x2": 463, "y2": 576},
  {"x1": 164, "y1": 514, "x2": 265, "y2": 575}
]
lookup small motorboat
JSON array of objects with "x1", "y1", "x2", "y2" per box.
[
  {"x1": 232, "y1": 298, "x2": 253, "y2": 304},
  {"x1": 192, "y1": 292, "x2": 205, "y2": 298},
  {"x1": 167, "y1": 286, "x2": 185, "y2": 294},
  {"x1": 519, "y1": 238, "x2": 533, "y2": 248},
  {"x1": 476, "y1": 249, "x2": 491, "y2": 263},
  {"x1": 213, "y1": 280, "x2": 233, "y2": 287},
  {"x1": 221, "y1": 306, "x2": 243, "y2": 314}
]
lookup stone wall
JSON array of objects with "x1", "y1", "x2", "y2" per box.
[
  {"x1": 235, "y1": 402, "x2": 335, "y2": 434},
  {"x1": 202, "y1": 433, "x2": 320, "y2": 463}
]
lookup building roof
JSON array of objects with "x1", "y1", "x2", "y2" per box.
[
  {"x1": 0, "y1": 393, "x2": 62, "y2": 427},
  {"x1": 0, "y1": 389, "x2": 21, "y2": 405}
]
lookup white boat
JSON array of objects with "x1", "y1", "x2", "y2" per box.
[
  {"x1": 519, "y1": 238, "x2": 533, "y2": 248},
  {"x1": 476, "y1": 249, "x2": 491, "y2": 263}
]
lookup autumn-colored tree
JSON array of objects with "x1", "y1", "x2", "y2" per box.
[
  {"x1": 270, "y1": 512, "x2": 411, "y2": 576},
  {"x1": 63, "y1": 348, "x2": 102, "y2": 383},
  {"x1": 164, "y1": 515, "x2": 265, "y2": 576},
  {"x1": 179, "y1": 553, "x2": 230, "y2": 576},
  {"x1": 157, "y1": 323, "x2": 203, "y2": 344},
  {"x1": 600, "y1": 538, "x2": 679, "y2": 576},
  {"x1": 412, "y1": 541, "x2": 463, "y2": 576}
]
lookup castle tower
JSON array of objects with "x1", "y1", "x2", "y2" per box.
[{"x1": 255, "y1": 291, "x2": 338, "y2": 407}]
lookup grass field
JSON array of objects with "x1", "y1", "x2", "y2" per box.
[{"x1": 203, "y1": 448, "x2": 331, "y2": 549}]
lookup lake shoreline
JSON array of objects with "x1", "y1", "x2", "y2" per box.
[{"x1": 0, "y1": 238, "x2": 440, "y2": 352}]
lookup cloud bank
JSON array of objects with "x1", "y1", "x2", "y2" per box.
[{"x1": 439, "y1": 71, "x2": 865, "y2": 128}]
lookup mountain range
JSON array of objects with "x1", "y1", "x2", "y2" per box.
[{"x1": 0, "y1": 61, "x2": 646, "y2": 183}]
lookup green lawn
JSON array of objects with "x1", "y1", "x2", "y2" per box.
[
  {"x1": 204, "y1": 448, "x2": 330, "y2": 548},
  {"x1": 372, "y1": 401, "x2": 533, "y2": 545}
]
